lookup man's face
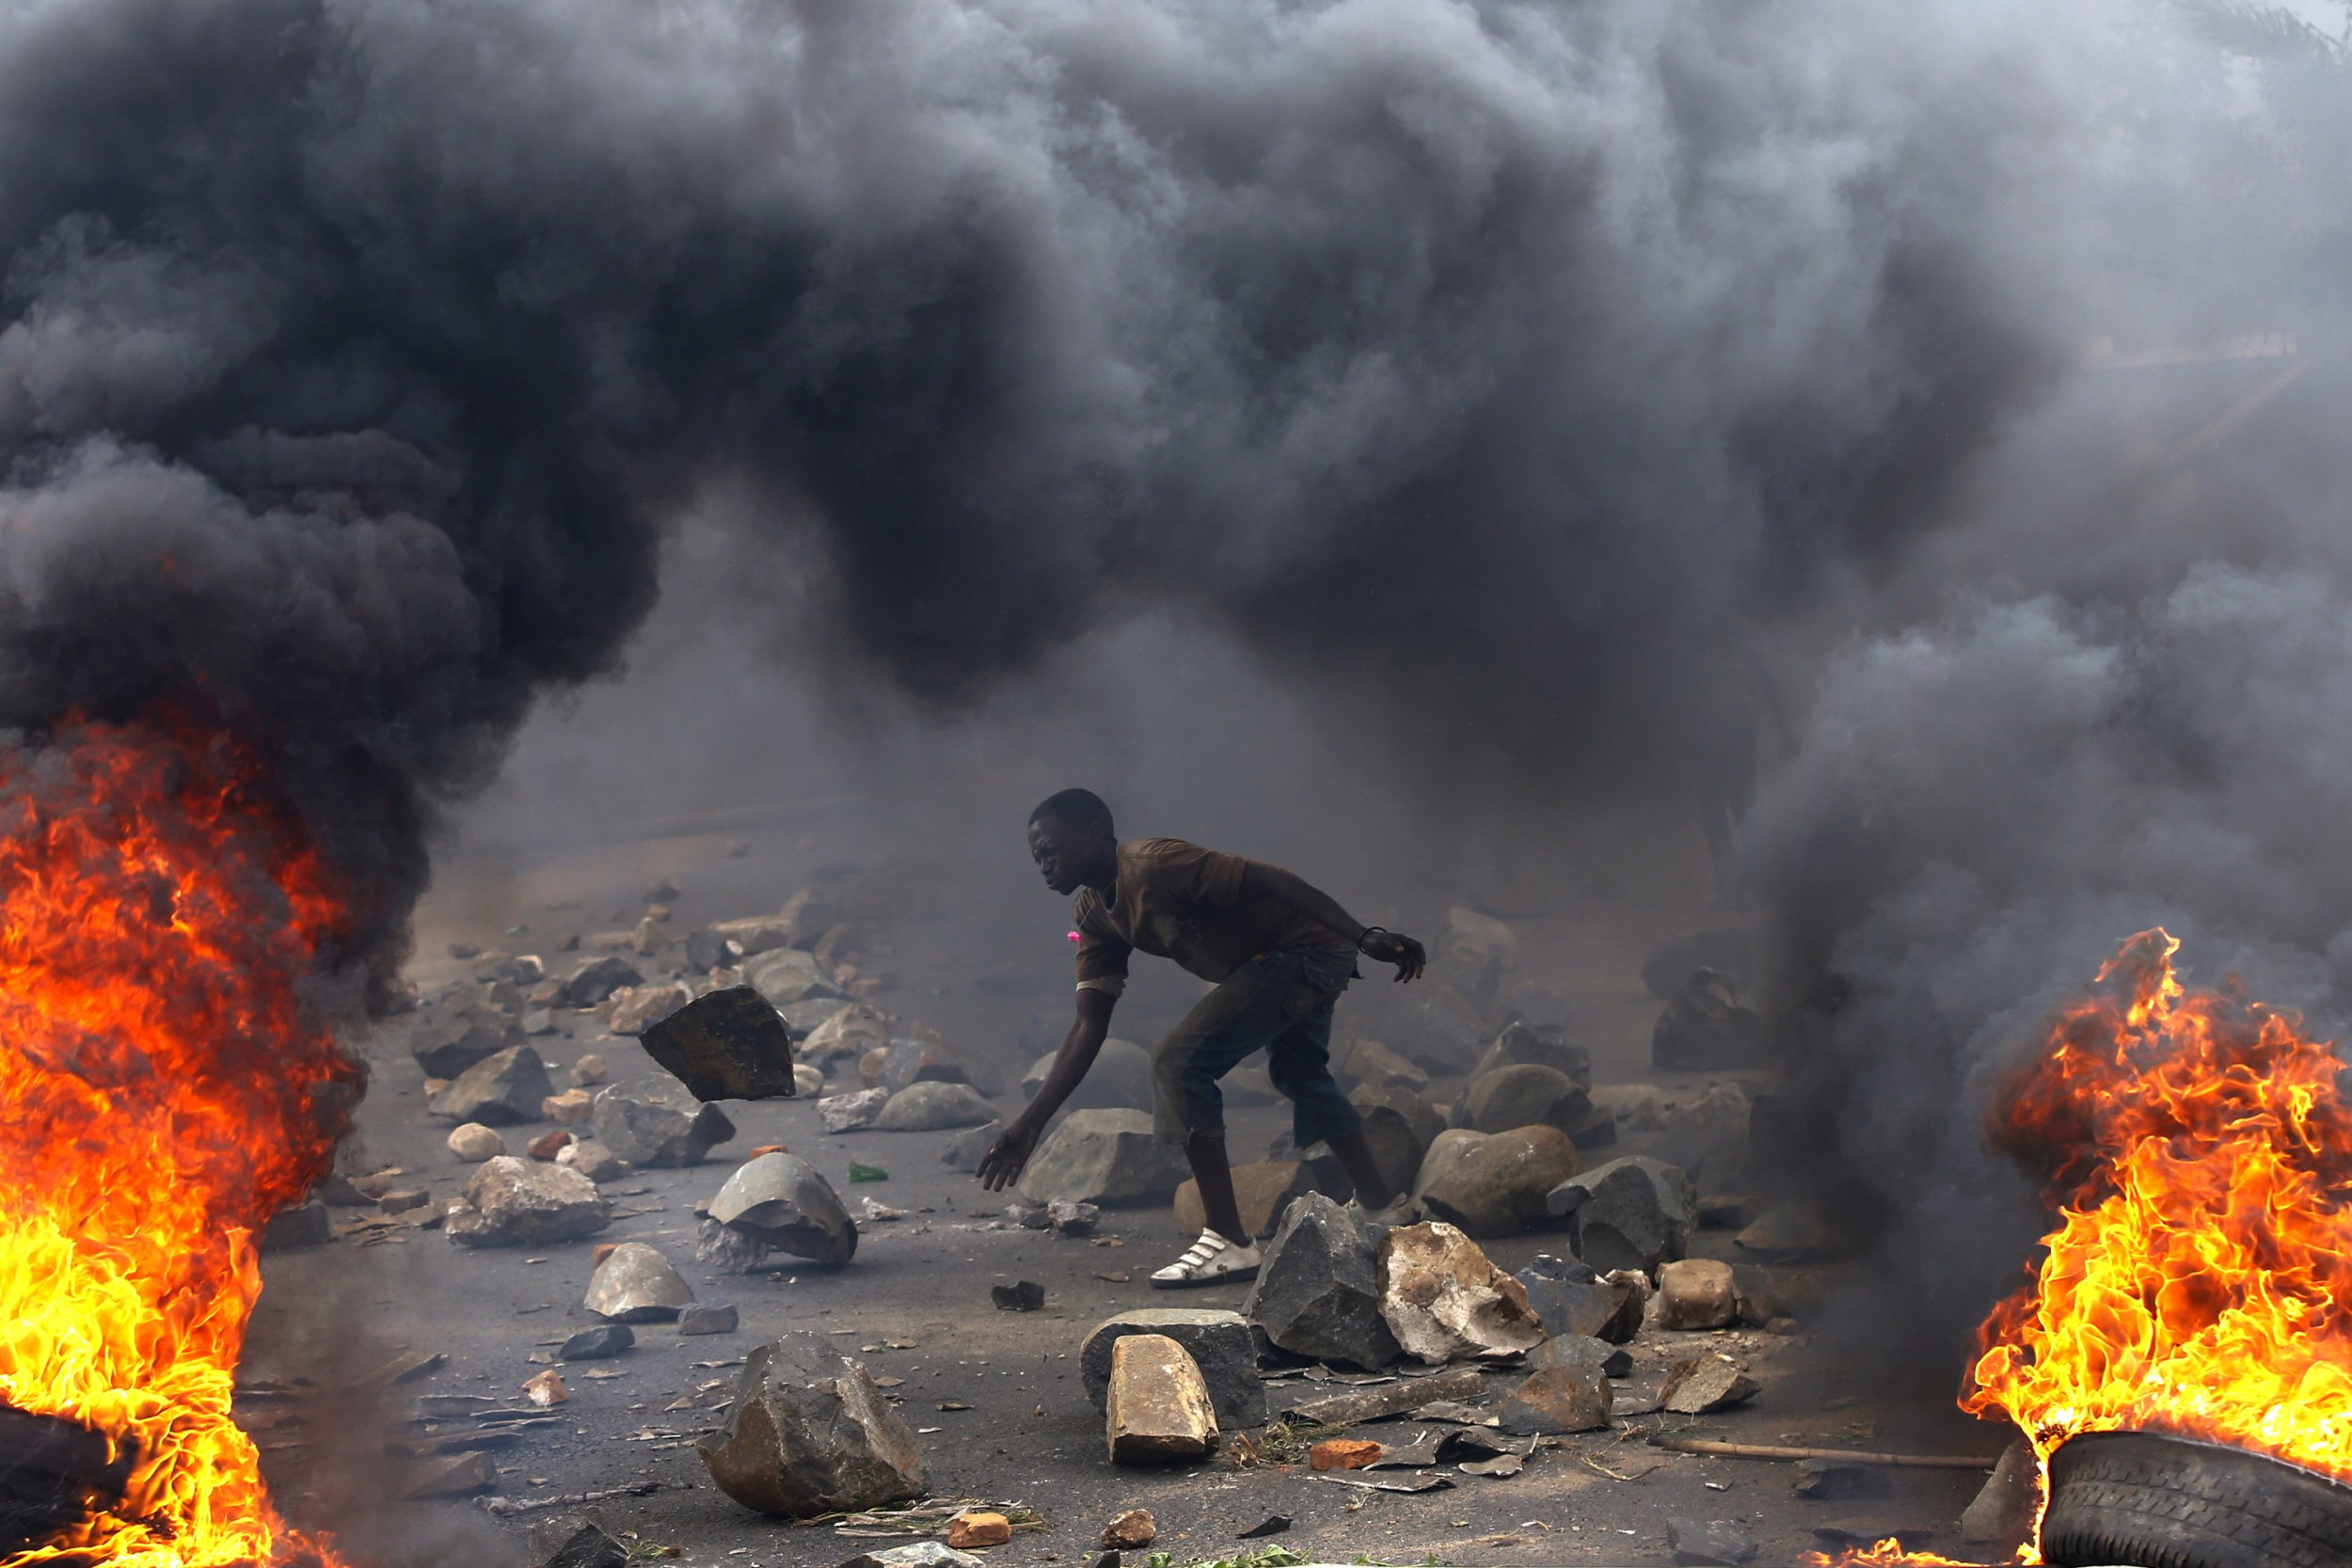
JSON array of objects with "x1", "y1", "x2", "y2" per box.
[{"x1": 1027, "y1": 816, "x2": 1105, "y2": 895}]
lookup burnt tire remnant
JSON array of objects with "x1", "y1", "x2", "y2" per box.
[{"x1": 2042, "y1": 1431, "x2": 2352, "y2": 1568}]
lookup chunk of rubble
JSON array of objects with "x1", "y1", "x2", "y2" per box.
[
  {"x1": 1651, "y1": 968, "x2": 1766, "y2": 1070},
  {"x1": 556, "y1": 1138, "x2": 627, "y2": 1183},
  {"x1": 1101, "y1": 1510, "x2": 1155, "y2": 1549},
  {"x1": 819, "y1": 1087, "x2": 890, "y2": 1132},
  {"x1": 535, "y1": 1521, "x2": 628, "y2": 1568},
  {"x1": 430, "y1": 1046, "x2": 555, "y2": 1126},
  {"x1": 1655, "y1": 1259, "x2": 1739, "y2": 1330},
  {"x1": 1470, "y1": 1021, "x2": 1593, "y2": 1092},
  {"x1": 1661, "y1": 1350, "x2": 1759, "y2": 1414},
  {"x1": 559, "y1": 956, "x2": 644, "y2": 1009},
  {"x1": 1079, "y1": 1308, "x2": 1264, "y2": 1428},
  {"x1": 558, "y1": 1324, "x2": 634, "y2": 1360},
  {"x1": 801, "y1": 1002, "x2": 890, "y2": 1067},
  {"x1": 446, "y1": 1122, "x2": 506, "y2": 1163},
  {"x1": 541, "y1": 1088, "x2": 595, "y2": 1125},
  {"x1": 707, "y1": 912, "x2": 793, "y2": 959},
  {"x1": 570, "y1": 1053, "x2": 609, "y2": 1087},
  {"x1": 873, "y1": 1081, "x2": 996, "y2": 1132},
  {"x1": 1516, "y1": 1255, "x2": 1646, "y2": 1344},
  {"x1": 1546, "y1": 1154, "x2": 1698, "y2": 1274},
  {"x1": 1173, "y1": 1161, "x2": 1319, "y2": 1241},
  {"x1": 584, "y1": 1242, "x2": 695, "y2": 1322},
  {"x1": 679, "y1": 1301, "x2": 739, "y2": 1336},
  {"x1": 744, "y1": 946, "x2": 843, "y2": 1006},
  {"x1": 592, "y1": 1075, "x2": 737, "y2": 1167},
  {"x1": 1418, "y1": 1124, "x2": 1582, "y2": 1239},
  {"x1": 1667, "y1": 1516, "x2": 1759, "y2": 1566},
  {"x1": 1046, "y1": 1199, "x2": 1098, "y2": 1236},
  {"x1": 1244, "y1": 1193, "x2": 1399, "y2": 1370},
  {"x1": 606, "y1": 983, "x2": 691, "y2": 1037},
  {"x1": 1376, "y1": 1221, "x2": 1546, "y2": 1364},
  {"x1": 1452, "y1": 1064, "x2": 1592, "y2": 1138},
  {"x1": 446, "y1": 1157, "x2": 611, "y2": 1247},
  {"x1": 705, "y1": 1151, "x2": 857, "y2": 1265},
  {"x1": 1527, "y1": 1333, "x2": 1632, "y2": 1380},
  {"x1": 1353, "y1": 1103, "x2": 1434, "y2": 1196},
  {"x1": 940, "y1": 1121, "x2": 1003, "y2": 1174},
  {"x1": 1105, "y1": 1334, "x2": 1217, "y2": 1465},
  {"x1": 1497, "y1": 1363, "x2": 1613, "y2": 1435},
  {"x1": 838, "y1": 1546, "x2": 982, "y2": 1568},
  {"x1": 1021, "y1": 1038, "x2": 1155, "y2": 1112},
  {"x1": 411, "y1": 1010, "x2": 523, "y2": 1079},
  {"x1": 1334, "y1": 1037, "x2": 1427, "y2": 1093},
  {"x1": 945, "y1": 1513, "x2": 1011, "y2": 1549},
  {"x1": 1960, "y1": 1439, "x2": 2038, "y2": 1550},
  {"x1": 1349, "y1": 1085, "x2": 1447, "y2": 1151},
  {"x1": 638, "y1": 986, "x2": 802, "y2": 1100},
  {"x1": 1017, "y1": 1109, "x2": 1188, "y2": 1207},
  {"x1": 526, "y1": 1129, "x2": 574, "y2": 1162},
  {"x1": 696, "y1": 1333, "x2": 927, "y2": 1514}
]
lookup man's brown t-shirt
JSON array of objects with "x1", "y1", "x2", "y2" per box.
[{"x1": 1073, "y1": 838, "x2": 1348, "y2": 990}]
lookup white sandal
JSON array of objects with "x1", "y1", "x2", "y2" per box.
[{"x1": 1150, "y1": 1227, "x2": 1262, "y2": 1289}]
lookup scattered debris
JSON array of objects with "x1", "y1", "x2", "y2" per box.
[
  {"x1": 556, "y1": 1139, "x2": 628, "y2": 1183},
  {"x1": 848, "y1": 1162, "x2": 890, "y2": 1183},
  {"x1": 992, "y1": 1282, "x2": 1046, "y2": 1312},
  {"x1": 1099, "y1": 1510, "x2": 1154, "y2": 1549},
  {"x1": 559, "y1": 956, "x2": 644, "y2": 1009},
  {"x1": 570, "y1": 1053, "x2": 609, "y2": 1087},
  {"x1": 1793, "y1": 1459, "x2": 1892, "y2": 1499},
  {"x1": 1459, "y1": 1452, "x2": 1524, "y2": 1478},
  {"x1": 1375, "y1": 1222, "x2": 1546, "y2": 1364},
  {"x1": 1105, "y1": 1334, "x2": 1218, "y2": 1465},
  {"x1": 1045, "y1": 1199, "x2": 1098, "y2": 1236},
  {"x1": 1278, "y1": 1366, "x2": 1487, "y2": 1428},
  {"x1": 1960, "y1": 1438, "x2": 2039, "y2": 1550},
  {"x1": 532, "y1": 1521, "x2": 628, "y2": 1568},
  {"x1": 526, "y1": 1129, "x2": 574, "y2": 1161},
  {"x1": 678, "y1": 1301, "x2": 738, "y2": 1336},
  {"x1": 541, "y1": 1089, "x2": 595, "y2": 1126},
  {"x1": 837, "y1": 1545, "x2": 983, "y2": 1568},
  {"x1": 696, "y1": 1333, "x2": 927, "y2": 1515},
  {"x1": 261, "y1": 1202, "x2": 332, "y2": 1252},
  {"x1": 858, "y1": 1198, "x2": 905, "y2": 1223}
]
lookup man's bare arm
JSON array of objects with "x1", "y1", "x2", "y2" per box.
[
  {"x1": 1239, "y1": 862, "x2": 1426, "y2": 981},
  {"x1": 976, "y1": 987, "x2": 1117, "y2": 1191}
]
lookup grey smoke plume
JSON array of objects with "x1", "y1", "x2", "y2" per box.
[{"x1": 0, "y1": 0, "x2": 2100, "y2": 981}]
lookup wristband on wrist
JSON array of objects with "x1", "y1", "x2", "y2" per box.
[{"x1": 1356, "y1": 926, "x2": 1389, "y2": 951}]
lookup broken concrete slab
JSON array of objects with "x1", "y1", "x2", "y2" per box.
[
  {"x1": 584, "y1": 1241, "x2": 695, "y2": 1323},
  {"x1": 430, "y1": 1045, "x2": 555, "y2": 1126},
  {"x1": 446, "y1": 1122, "x2": 506, "y2": 1163},
  {"x1": 706, "y1": 1152, "x2": 857, "y2": 1266},
  {"x1": 446, "y1": 1156, "x2": 611, "y2": 1247},
  {"x1": 873, "y1": 1081, "x2": 997, "y2": 1132},
  {"x1": 1105, "y1": 1334, "x2": 1217, "y2": 1465},
  {"x1": 1079, "y1": 1307, "x2": 1263, "y2": 1429},
  {"x1": 1017, "y1": 1109, "x2": 1188, "y2": 1207},
  {"x1": 1651, "y1": 968, "x2": 1766, "y2": 1071},
  {"x1": 592, "y1": 1075, "x2": 737, "y2": 1167},
  {"x1": 1418, "y1": 1124, "x2": 1582, "y2": 1239},
  {"x1": 1376, "y1": 1221, "x2": 1546, "y2": 1364},
  {"x1": 696, "y1": 1332, "x2": 927, "y2": 1515},
  {"x1": 1496, "y1": 1363, "x2": 1613, "y2": 1435},
  {"x1": 1656, "y1": 1259, "x2": 1739, "y2": 1331},
  {"x1": 1661, "y1": 1351, "x2": 1760, "y2": 1414},
  {"x1": 1546, "y1": 1154, "x2": 1699, "y2": 1274},
  {"x1": 818, "y1": 1088, "x2": 890, "y2": 1133},
  {"x1": 1515, "y1": 1254, "x2": 1646, "y2": 1344},
  {"x1": 1245, "y1": 1193, "x2": 1399, "y2": 1370},
  {"x1": 638, "y1": 986, "x2": 800, "y2": 1101},
  {"x1": 1022, "y1": 1038, "x2": 1155, "y2": 1112}
]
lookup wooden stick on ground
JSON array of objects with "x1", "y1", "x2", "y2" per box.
[{"x1": 1648, "y1": 1437, "x2": 2001, "y2": 1469}]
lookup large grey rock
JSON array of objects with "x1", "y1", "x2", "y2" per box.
[
  {"x1": 1546, "y1": 1155, "x2": 1699, "y2": 1274},
  {"x1": 940, "y1": 1122, "x2": 1003, "y2": 1173},
  {"x1": 584, "y1": 1241, "x2": 695, "y2": 1322},
  {"x1": 1470, "y1": 1021, "x2": 1593, "y2": 1092},
  {"x1": 1418, "y1": 1125, "x2": 1582, "y2": 1239},
  {"x1": 411, "y1": 1009, "x2": 522, "y2": 1078},
  {"x1": 446, "y1": 1156, "x2": 612, "y2": 1247},
  {"x1": 430, "y1": 1045, "x2": 555, "y2": 1126},
  {"x1": 639, "y1": 987, "x2": 800, "y2": 1100},
  {"x1": 1022, "y1": 1038, "x2": 1154, "y2": 1112},
  {"x1": 1516, "y1": 1254, "x2": 1645, "y2": 1344},
  {"x1": 1452, "y1": 1064, "x2": 1593, "y2": 1137},
  {"x1": 1017, "y1": 1109, "x2": 1188, "y2": 1207},
  {"x1": 706, "y1": 1152, "x2": 857, "y2": 1265},
  {"x1": 696, "y1": 1333, "x2": 926, "y2": 1515},
  {"x1": 1243, "y1": 1194, "x2": 1399, "y2": 1369},
  {"x1": 1651, "y1": 969, "x2": 1767, "y2": 1070},
  {"x1": 1376, "y1": 1221, "x2": 1546, "y2": 1365},
  {"x1": 873, "y1": 1081, "x2": 996, "y2": 1132},
  {"x1": 593, "y1": 1075, "x2": 737, "y2": 1167},
  {"x1": 1078, "y1": 1308, "x2": 1264, "y2": 1429},
  {"x1": 560, "y1": 956, "x2": 644, "y2": 1009}
]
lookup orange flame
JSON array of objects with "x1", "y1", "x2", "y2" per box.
[
  {"x1": 1796, "y1": 1540, "x2": 1974, "y2": 1568},
  {"x1": 0, "y1": 714, "x2": 362, "y2": 1566},
  {"x1": 1965, "y1": 927, "x2": 2352, "y2": 1497}
]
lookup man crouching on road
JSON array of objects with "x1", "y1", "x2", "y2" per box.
[{"x1": 977, "y1": 788, "x2": 1427, "y2": 1288}]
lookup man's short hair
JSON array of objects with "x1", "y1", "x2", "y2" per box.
[{"x1": 1030, "y1": 787, "x2": 1113, "y2": 838}]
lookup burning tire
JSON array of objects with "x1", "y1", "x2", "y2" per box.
[{"x1": 2042, "y1": 1432, "x2": 2352, "y2": 1568}]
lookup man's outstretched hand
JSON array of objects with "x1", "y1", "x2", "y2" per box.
[
  {"x1": 976, "y1": 1121, "x2": 1041, "y2": 1192},
  {"x1": 1361, "y1": 929, "x2": 1426, "y2": 982}
]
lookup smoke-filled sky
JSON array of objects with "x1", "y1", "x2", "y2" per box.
[{"x1": 4, "y1": 0, "x2": 2351, "y2": 1331}]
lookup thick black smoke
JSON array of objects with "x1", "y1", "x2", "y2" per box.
[{"x1": 0, "y1": 0, "x2": 2094, "y2": 982}]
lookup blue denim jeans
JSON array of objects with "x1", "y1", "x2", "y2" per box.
[{"x1": 1152, "y1": 944, "x2": 1361, "y2": 1149}]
